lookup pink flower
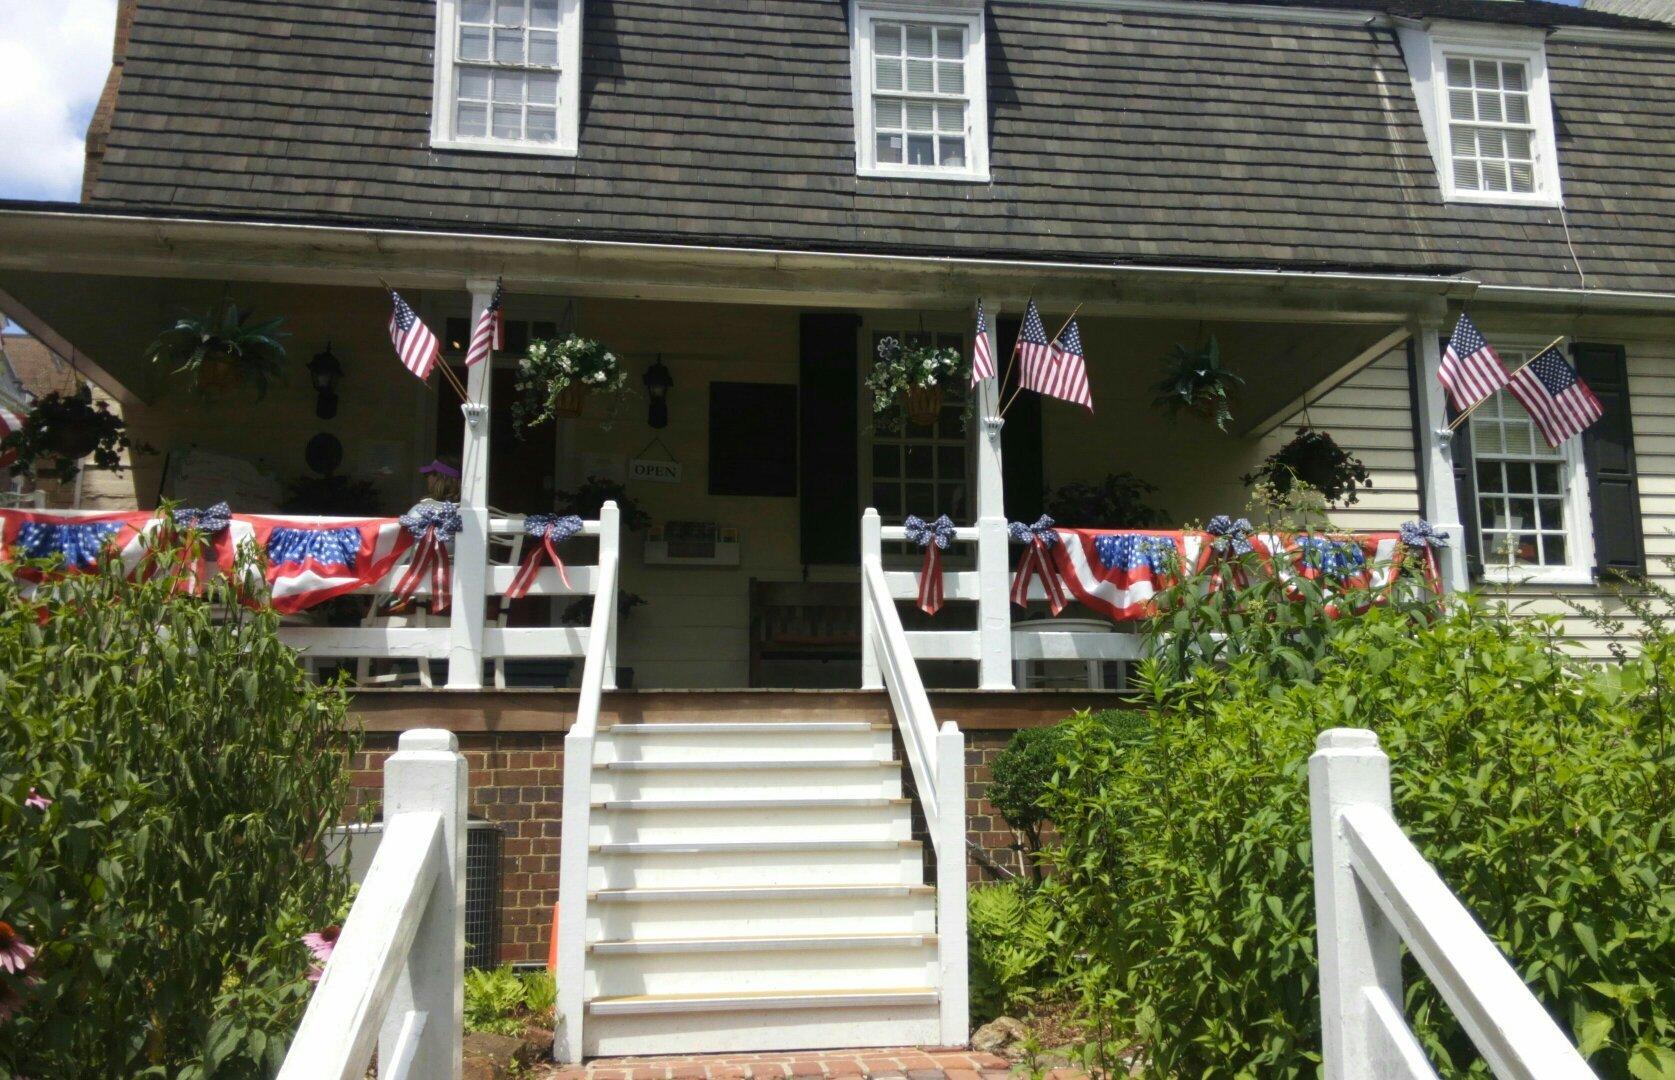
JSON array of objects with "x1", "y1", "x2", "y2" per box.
[
  {"x1": 0, "y1": 922, "x2": 35, "y2": 976},
  {"x1": 302, "y1": 925, "x2": 340, "y2": 964},
  {"x1": 306, "y1": 965, "x2": 324, "y2": 983},
  {"x1": 23, "y1": 789, "x2": 50, "y2": 812}
]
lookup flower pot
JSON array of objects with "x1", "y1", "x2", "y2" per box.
[
  {"x1": 904, "y1": 385, "x2": 944, "y2": 427},
  {"x1": 42, "y1": 416, "x2": 101, "y2": 460},
  {"x1": 195, "y1": 354, "x2": 242, "y2": 397},
  {"x1": 552, "y1": 383, "x2": 588, "y2": 419}
]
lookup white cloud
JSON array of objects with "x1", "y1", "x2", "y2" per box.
[{"x1": 0, "y1": 0, "x2": 120, "y2": 202}]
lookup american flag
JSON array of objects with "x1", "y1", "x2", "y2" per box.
[
  {"x1": 1439, "y1": 314, "x2": 1508, "y2": 412},
  {"x1": 1035, "y1": 316, "x2": 1093, "y2": 411},
  {"x1": 1507, "y1": 345, "x2": 1603, "y2": 447},
  {"x1": 388, "y1": 290, "x2": 440, "y2": 380},
  {"x1": 970, "y1": 300, "x2": 995, "y2": 386},
  {"x1": 1012, "y1": 300, "x2": 1053, "y2": 382},
  {"x1": 465, "y1": 279, "x2": 505, "y2": 367}
]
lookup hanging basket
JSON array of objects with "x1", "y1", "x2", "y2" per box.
[
  {"x1": 41, "y1": 418, "x2": 102, "y2": 461},
  {"x1": 904, "y1": 385, "x2": 944, "y2": 427},
  {"x1": 551, "y1": 383, "x2": 588, "y2": 419},
  {"x1": 194, "y1": 354, "x2": 242, "y2": 397}
]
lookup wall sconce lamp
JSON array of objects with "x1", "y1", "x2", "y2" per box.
[
  {"x1": 308, "y1": 343, "x2": 344, "y2": 420},
  {"x1": 643, "y1": 356, "x2": 673, "y2": 429}
]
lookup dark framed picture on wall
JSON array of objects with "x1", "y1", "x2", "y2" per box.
[{"x1": 709, "y1": 382, "x2": 798, "y2": 497}]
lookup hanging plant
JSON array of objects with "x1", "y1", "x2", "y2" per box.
[
  {"x1": 1151, "y1": 335, "x2": 1243, "y2": 431},
  {"x1": 146, "y1": 302, "x2": 288, "y2": 399},
  {"x1": 0, "y1": 386, "x2": 144, "y2": 482},
  {"x1": 866, "y1": 337, "x2": 965, "y2": 426},
  {"x1": 554, "y1": 475, "x2": 652, "y2": 533},
  {"x1": 512, "y1": 335, "x2": 628, "y2": 433},
  {"x1": 1242, "y1": 427, "x2": 1373, "y2": 506}
]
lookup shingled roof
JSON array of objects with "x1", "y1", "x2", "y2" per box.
[{"x1": 84, "y1": 0, "x2": 1675, "y2": 291}]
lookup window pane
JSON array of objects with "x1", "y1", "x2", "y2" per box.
[
  {"x1": 462, "y1": 0, "x2": 492, "y2": 23},
  {"x1": 906, "y1": 24, "x2": 933, "y2": 58},
  {"x1": 492, "y1": 104, "x2": 521, "y2": 139},
  {"x1": 1454, "y1": 159, "x2": 1480, "y2": 190},
  {"x1": 1545, "y1": 534, "x2": 1567, "y2": 565},
  {"x1": 1504, "y1": 463, "x2": 1534, "y2": 494},
  {"x1": 937, "y1": 446, "x2": 965, "y2": 478},
  {"x1": 1449, "y1": 89, "x2": 1475, "y2": 120},
  {"x1": 872, "y1": 483, "x2": 901, "y2": 516},
  {"x1": 1447, "y1": 57, "x2": 1472, "y2": 87},
  {"x1": 494, "y1": 27, "x2": 524, "y2": 63},
  {"x1": 526, "y1": 106, "x2": 557, "y2": 142},
  {"x1": 456, "y1": 102, "x2": 488, "y2": 137},
  {"x1": 1480, "y1": 499, "x2": 1503, "y2": 529},
  {"x1": 460, "y1": 24, "x2": 491, "y2": 60},
  {"x1": 936, "y1": 27, "x2": 963, "y2": 58},
  {"x1": 529, "y1": 30, "x2": 559, "y2": 66},
  {"x1": 939, "y1": 483, "x2": 966, "y2": 515},
  {"x1": 1537, "y1": 498, "x2": 1565, "y2": 531},
  {"x1": 1450, "y1": 125, "x2": 1476, "y2": 156},
  {"x1": 874, "y1": 21, "x2": 902, "y2": 56},
  {"x1": 906, "y1": 482, "x2": 935, "y2": 512},
  {"x1": 1535, "y1": 463, "x2": 1561, "y2": 494},
  {"x1": 1474, "y1": 59, "x2": 1500, "y2": 88},
  {"x1": 905, "y1": 99, "x2": 935, "y2": 131},
  {"x1": 458, "y1": 67, "x2": 491, "y2": 101},
  {"x1": 873, "y1": 444, "x2": 900, "y2": 477},
  {"x1": 1508, "y1": 498, "x2": 1537, "y2": 530},
  {"x1": 906, "y1": 58, "x2": 934, "y2": 93},
  {"x1": 905, "y1": 445, "x2": 932, "y2": 478},
  {"x1": 1477, "y1": 128, "x2": 1505, "y2": 157},
  {"x1": 531, "y1": 0, "x2": 559, "y2": 28},
  {"x1": 1476, "y1": 461, "x2": 1502, "y2": 492},
  {"x1": 1481, "y1": 161, "x2": 1508, "y2": 191},
  {"x1": 938, "y1": 136, "x2": 965, "y2": 167},
  {"x1": 494, "y1": 0, "x2": 522, "y2": 26},
  {"x1": 492, "y1": 71, "x2": 522, "y2": 103},
  {"x1": 1505, "y1": 92, "x2": 1529, "y2": 124},
  {"x1": 875, "y1": 97, "x2": 902, "y2": 130},
  {"x1": 1509, "y1": 162, "x2": 1534, "y2": 193},
  {"x1": 876, "y1": 132, "x2": 903, "y2": 163},
  {"x1": 528, "y1": 70, "x2": 558, "y2": 104},
  {"x1": 876, "y1": 56, "x2": 903, "y2": 91},
  {"x1": 1476, "y1": 91, "x2": 1503, "y2": 123},
  {"x1": 937, "y1": 61, "x2": 964, "y2": 95},
  {"x1": 907, "y1": 134, "x2": 935, "y2": 165},
  {"x1": 1502, "y1": 63, "x2": 1526, "y2": 92},
  {"x1": 936, "y1": 101, "x2": 963, "y2": 133}
]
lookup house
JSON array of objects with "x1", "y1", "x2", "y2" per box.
[{"x1": 1, "y1": 0, "x2": 1673, "y2": 1059}]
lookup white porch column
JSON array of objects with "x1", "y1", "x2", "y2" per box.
[
  {"x1": 974, "y1": 374, "x2": 1012, "y2": 689},
  {"x1": 447, "y1": 279, "x2": 497, "y2": 688},
  {"x1": 1409, "y1": 313, "x2": 1469, "y2": 593}
]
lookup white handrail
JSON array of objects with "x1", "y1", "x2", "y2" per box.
[
  {"x1": 1310, "y1": 729, "x2": 1597, "y2": 1080},
  {"x1": 279, "y1": 729, "x2": 467, "y2": 1080},
  {"x1": 554, "y1": 501, "x2": 620, "y2": 1064},
  {"x1": 863, "y1": 555, "x2": 942, "y2": 832}
]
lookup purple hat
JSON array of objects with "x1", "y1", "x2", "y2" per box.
[{"x1": 420, "y1": 458, "x2": 461, "y2": 479}]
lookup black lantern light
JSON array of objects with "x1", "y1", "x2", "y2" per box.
[
  {"x1": 642, "y1": 356, "x2": 673, "y2": 429},
  {"x1": 307, "y1": 343, "x2": 344, "y2": 419}
]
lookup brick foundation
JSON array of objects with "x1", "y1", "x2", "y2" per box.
[{"x1": 343, "y1": 726, "x2": 1035, "y2": 965}]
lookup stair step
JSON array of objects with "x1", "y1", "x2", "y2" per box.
[
  {"x1": 590, "y1": 884, "x2": 933, "y2": 903},
  {"x1": 591, "y1": 800, "x2": 911, "y2": 844},
  {"x1": 587, "y1": 987, "x2": 939, "y2": 1016},
  {"x1": 600, "y1": 759, "x2": 894, "y2": 771},
  {"x1": 593, "y1": 797, "x2": 910, "y2": 811},
  {"x1": 590, "y1": 839, "x2": 918, "y2": 855},
  {"x1": 603, "y1": 722, "x2": 887, "y2": 734},
  {"x1": 590, "y1": 933, "x2": 935, "y2": 954}
]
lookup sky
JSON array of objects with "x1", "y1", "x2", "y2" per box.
[{"x1": 0, "y1": 0, "x2": 120, "y2": 203}]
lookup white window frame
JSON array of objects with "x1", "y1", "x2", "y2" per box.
[
  {"x1": 1465, "y1": 339, "x2": 1595, "y2": 587},
  {"x1": 850, "y1": 0, "x2": 990, "y2": 183},
  {"x1": 430, "y1": 0, "x2": 583, "y2": 157},
  {"x1": 1397, "y1": 23, "x2": 1563, "y2": 208}
]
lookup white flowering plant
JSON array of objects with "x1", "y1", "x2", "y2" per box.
[
  {"x1": 512, "y1": 334, "x2": 629, "y2": 432},
  {"x1": 865, "y1": 336, "x2": 966, "y2": 415}
]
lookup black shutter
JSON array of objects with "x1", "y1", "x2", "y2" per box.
[
  {"x1": 1575, "y1": 342, "x2": 1645, "y2": 578},
  {"x1": 997, "y1": 315, "x2": 1045, "y2": 521},
  {"x1": 798, "y1": 312, "x2": 861, "y2": 566},
  {"x1": 1442, "y1": 336, "x2": 1484, "y2": 579}
]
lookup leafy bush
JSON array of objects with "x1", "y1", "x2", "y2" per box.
[
  {"x1": 1043, "y1": 602, "x2": 1674, "y2": 1078},
  {"x1": 968, "y1": 883, "x2": 1059, "y2": 1023},
  {"x1": 0, "y1": 543, "x2": 357, "y2": 1078},
  {"x1": 465, "y1": 966, "x2": 557, "y2": 1036},
  {"x1": 988, "y1": 726, "x2": 1064, "y2": 881},
  {"x1": 1044, "y1": 474, "x2": 1167, "y2": 529}
]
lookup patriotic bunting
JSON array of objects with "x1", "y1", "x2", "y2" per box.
[
  {"x1": 391, "y1": 502, "x2": 462, "y2": 613},
  {"x1": 243, "y1": 515, "x2": 414, "y2": 614},
  {"x1": 903, "y1": 513, "x2": 957, "y2": 615},
  {"x1": 506, "y1": 513, "x2": 585, "y2": 600},
  {"x1": 1009, "y1": 516, "x2": 1068, "y2": 615}
]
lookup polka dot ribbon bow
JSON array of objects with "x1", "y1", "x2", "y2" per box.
[
  {"x1": 393, "y1": 501, "x2": 462, "y2": 612},
  {"x1": 902, "y1": 513, "x2": 957, "y2": 615},
  {"x1": 1008, "y1": 516, "x2": 1067, "y2": 616},
  {"x1": 506, "y1": 514, "x2": 585, "y2": 600}
]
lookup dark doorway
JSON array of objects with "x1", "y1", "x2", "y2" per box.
[{"x1": 434, "y1": 366, "x2": 557, "y2": 511}]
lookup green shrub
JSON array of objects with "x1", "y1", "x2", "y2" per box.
[
  {"x1": 988, "y1": 726, "x2": 1063, "y2": 881},
  {"x1": 968, "y1": 883, "x2": 1058, "y2": 1023},
  {"x1": 1044, "y1": 602, "x2": 1674, "y2": 1079},
  {"x1": 0, "y1": 544, "x2": 357, "y2": 1078},
  {"x1": 465, "y1": 966, "x2": 557, "y2": 1035}
]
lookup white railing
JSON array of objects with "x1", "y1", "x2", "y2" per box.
[
  {"x1": 279, "y1": 729, "x2": 468, "y2": 1080},
  {"x1": 1310, "y1": 729, "x2": 1598, "y2": 1080},
  {"x1": 279, "y1": 505, "x2": 620, "y2": 690},
  {"x1": 552, "y1": 500, "x2": 623, "y2": 1063},
  {"x1": 859, "y1": 511, "x2": 969, "y2": 1047}
]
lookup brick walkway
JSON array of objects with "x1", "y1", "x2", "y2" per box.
[{"x1": 544, "y1": 1047, "x2": 1082, "y2": 1080}]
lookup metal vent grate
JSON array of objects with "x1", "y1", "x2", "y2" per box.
[{"x1": 465, "y1": 820, "x2": 503, "y2": 970}]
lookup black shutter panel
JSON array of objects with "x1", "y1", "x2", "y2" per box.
[
  {"x1": 1575, "y1": 342, "x2": 1645, "y2": 578},
  {"x1": 798, "y1": 312, "x2": 861, "y2": 566},
  {"x1": 1443, "y1": 336, "x2": 1484, "y2": 579},
  {"x1": 997, "y1": 316, "x2": 1045, "y2": 521}
]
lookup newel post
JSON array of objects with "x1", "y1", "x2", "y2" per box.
[
  {"x1": 380, "y1": 729, "x2": 467, "y2": 1079},
  {"x1": 598, "y1": 501, "x2": 621, "y2": 690},
  {"x1": 447, "y1": 279, "x2": 498, "y2": 688},
  {"x1": 935, "y1": 721, "x2": 970, "y2": 1046},
  {"x1": 974, "y1": 373, "x2": 1012, "y2": 689},
  {"x1": 1310, "y1": 728, "x2": 1402, "y2": 1080},
  {"x1": 861, "y1": 509, "x2": 882, "y2": 690}
]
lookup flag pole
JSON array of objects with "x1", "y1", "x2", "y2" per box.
[
  {"x1": 1047, "y1": 303, "x2": 1084, "y2": 347},
  {"x1": 1000, "y1": 300, "x2": 1083, "y2": 418},
  {"x1": 1446, "y1": 334, "x2": 1566, "y2": 432}
]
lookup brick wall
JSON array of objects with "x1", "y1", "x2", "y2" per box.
[{"x1": 343, "y1": 726, "x2": 1032, "y2": 966}]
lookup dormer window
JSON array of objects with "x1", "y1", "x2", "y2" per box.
[
  {"x1": 1397, "y1": 24, "x2": 1562, "y2": 207},
  {"x1": 851, "y1": 2, "x2": 989, "y2": 182},
  {"x1": 430, "y1": 0, "x2": 582, "y2": 157}
]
